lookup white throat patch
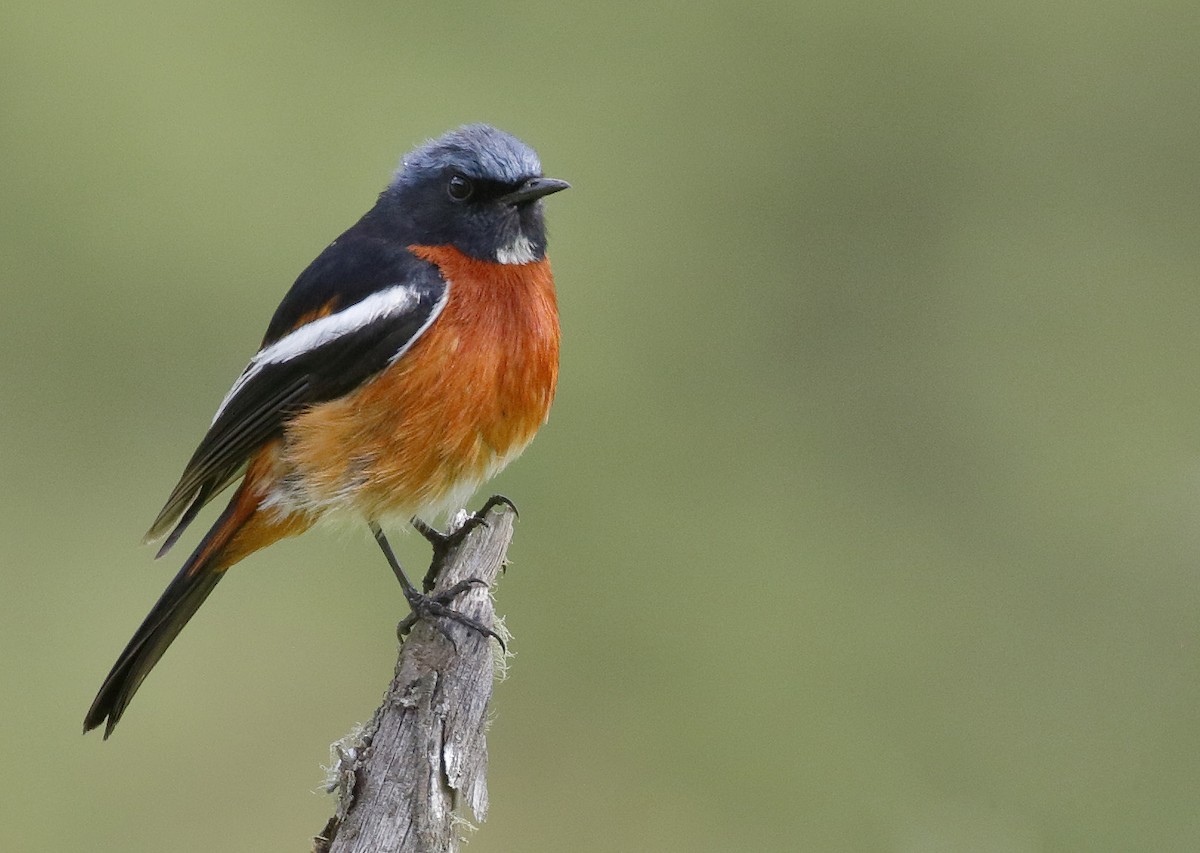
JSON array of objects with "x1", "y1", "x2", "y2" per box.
[{"x1": 495, "y1": 235, "x2": 537, "y2": 265}]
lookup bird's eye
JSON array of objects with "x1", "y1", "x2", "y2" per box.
[{"x1": 447, "y1": 174, "x2": 474, "y2": 201}]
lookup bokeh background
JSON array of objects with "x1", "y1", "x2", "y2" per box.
[{"x1": 4, "y1": 1, "x2": 1200, "y2": 850}]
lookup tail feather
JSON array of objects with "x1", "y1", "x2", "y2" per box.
[
  {"x1": 84, "y1": 499, "x2": 245, "y2": 739},
  {"x1": 83, "y1": 565, "x2": 224, "y2": 738}
]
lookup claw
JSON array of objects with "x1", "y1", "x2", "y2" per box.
[
  {"x1": 371, "y1": 522, "x2": 504, "y2": 651},
  {"x1": 414, "y1": 495, "x2": 519, "y2": 591},
  {"x1": 478, "y1": 494, "x2": 519, "y2": 520},
  {"x1": 396, "y1": 579, "x2": 505, "y2": 652}
]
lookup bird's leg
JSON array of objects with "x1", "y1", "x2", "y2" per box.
[
  {"x1": 413, "y1": 494, "x2": 518, "y2": 592},
  {"x1": 369, "y1": 521, "x2": 502, "y2": 649}
]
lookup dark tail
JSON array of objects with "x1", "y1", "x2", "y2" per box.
[{"x1": 84, "y1": 500, "x2": 244, "y2": 738}]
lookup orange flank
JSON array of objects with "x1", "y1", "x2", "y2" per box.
[
  {"x1": 276, "y1": 245, "x2": 560, "y2": 522},
  {"x1": 202, "y1": 442, "x2": 314, "y2": 573}
]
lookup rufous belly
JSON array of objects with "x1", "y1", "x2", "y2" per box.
[{"x1": 266, "y1": 246, "x2": 559, "y2": 523}]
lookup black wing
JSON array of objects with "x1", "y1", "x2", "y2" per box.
[
  {"x1": 145, "y1": 238, "x2": 446, "y2": 554},
  {"x1": 261, "y1": 233, "x2": 433, "y2": 347}
]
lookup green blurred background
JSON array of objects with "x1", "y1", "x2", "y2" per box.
[{"x1": 4, "y1": 1, "x2": 1200, "y2": 850}]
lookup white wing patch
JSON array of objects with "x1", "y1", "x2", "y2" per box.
[{"x1": 212, "y1": 283, "x2": 447, "y2": 423}]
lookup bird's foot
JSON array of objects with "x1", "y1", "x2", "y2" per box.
[
  {"x1": 372, "y1": 520, "x2": 504, "y2": 651},
  {"x1": 396, "y1": 578, "x2": 504, "y2": 651},
  {"x1": 413, "y1": 495, "x2": 518, "y2": 591}
]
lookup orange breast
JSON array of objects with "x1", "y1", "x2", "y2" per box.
[{"x1": 276, "y1": 245, "x2": 559, "y2": 521}]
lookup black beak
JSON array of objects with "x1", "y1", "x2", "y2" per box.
[{"x1": 499, "y1": 176, "x2": 571, "y2": 205}]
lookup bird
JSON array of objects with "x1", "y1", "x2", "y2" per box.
[{"x1": 83, "y1": 124, "x2": 569, "y2": 738}]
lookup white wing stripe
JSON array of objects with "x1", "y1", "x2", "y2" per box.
[{"x1": 212, "y1": 283, "x2": 435, "y2": 424}]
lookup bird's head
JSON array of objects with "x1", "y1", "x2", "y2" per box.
[{"x1": 380, "y1": 124, "x2": 569, "y2": 264}]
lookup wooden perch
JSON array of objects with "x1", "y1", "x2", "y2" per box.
[{"x1": 314, "y1": 505, "x2": 515, "y2": 853}]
